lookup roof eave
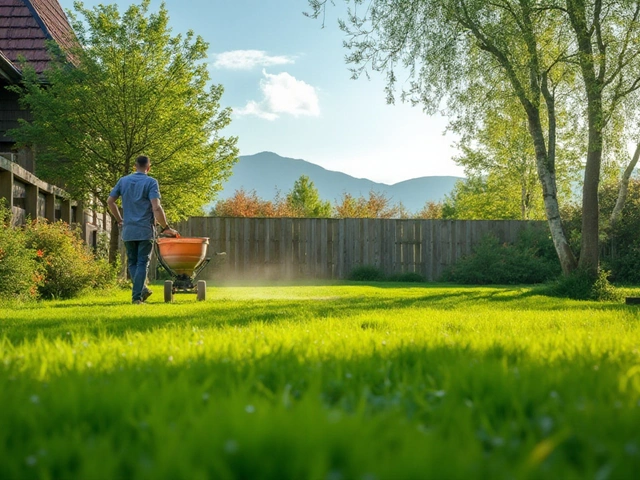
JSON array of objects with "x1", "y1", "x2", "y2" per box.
[{"x1": 0, "y1": 51, "x2": 22, "y2": 83}]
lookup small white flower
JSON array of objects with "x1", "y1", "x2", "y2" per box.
[
  {"x1": 168, "y1": 356, "x2": 174, "y2": 363},
  {"x1": 326, "y1": 470, "x2": 343, "y2": 480},
  {"x1": 245, "y1": 405, "x2": 255, "y2": 414},
  {"x1": 29, "y1": 395, "x2": 39, "y2": 404},
  {"x1": 224, "y1": 439, "x2": 238, "y2": 454}
]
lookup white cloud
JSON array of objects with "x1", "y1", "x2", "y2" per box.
[
  {"x1": 234, "y1": 100, "x2": 279, "y2": 121},
  {"x1": 235, "y1": 71, "x2": 320, "y2": 121},
  {"x1": 213, "y1": 50, "x2": 295, "y2": 70}
]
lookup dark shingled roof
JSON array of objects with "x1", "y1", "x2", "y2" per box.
[{"x1": 0, "y1": 0, "x2": 76, "y2": 75}]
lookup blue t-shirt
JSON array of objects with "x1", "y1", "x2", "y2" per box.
[{"x1": 109, "y1": 173, "x2": 161, "y2": 241}]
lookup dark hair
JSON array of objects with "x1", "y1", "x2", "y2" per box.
[{"x1": 135, "y1": 155, "x2": 150, "y2": 167}]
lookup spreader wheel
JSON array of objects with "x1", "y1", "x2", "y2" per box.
[
  {"x1": 164, "y1": 280, "x2": 174, "y2": 303},
  {"x1": 197, "y1": 280, "x2": 207, "y2": 301}
]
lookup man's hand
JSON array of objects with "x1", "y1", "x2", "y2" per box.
[{"x1": 159, "y1": 225, "x2": 179, "y2": 237}]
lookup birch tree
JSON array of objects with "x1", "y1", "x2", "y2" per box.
[{"x1": 308, "y1": 0, "x2": 640, "y2": 277}]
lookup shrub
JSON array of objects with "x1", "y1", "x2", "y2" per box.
[
  {"x1": 0, "y1": 201, "x2": 42, "y2": 300},
  {"x1": 92, "y1": 257, "x2": 119, "y2": 290},
  {"x1": 602, "y1": 242, "x2": 640, "y2": 284},
  {"x1": 25, "y1": 221, "x2": 113, "y2": 299},
  {"x1": 388, "y1": 272, "x2": 425, "y2": 283},
  {"x1": 441, "y1": 229, "x2": 561, "y2": 285},
  {"x1": 348, "y1": 265, "x2": 386, "y2": 282},
  {"x1": 545, "y1": 268, "x2": 622, "y2": 301}
]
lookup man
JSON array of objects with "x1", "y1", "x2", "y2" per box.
[{"x1": 107, "y1": 155, "x2": 178, "y2": 304}]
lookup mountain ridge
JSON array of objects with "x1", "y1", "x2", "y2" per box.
[{"x1": 213, "y1": 151, "x2": 463, "y2": 213}]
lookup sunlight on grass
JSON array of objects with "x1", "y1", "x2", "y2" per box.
[{"x1": 2, "y1": 283, "x2": 640, "y2": 479}]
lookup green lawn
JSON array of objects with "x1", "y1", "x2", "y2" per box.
[{"x1": 1, "y1": 283, "x2": 640, "y2": 479}]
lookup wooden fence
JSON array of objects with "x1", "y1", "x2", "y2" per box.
[{"x1": 154, "y1": 217, "x2": 547, "y2": 282}]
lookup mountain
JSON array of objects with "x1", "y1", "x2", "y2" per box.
[{"x1": 212, "y1": 151, "x2": 463, "y2": 213}]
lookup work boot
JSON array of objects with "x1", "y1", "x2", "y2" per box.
[
  {"x1": 132, "y1": 300, "x2": 143, "y2": 305},
  {"x1": 142, "y1": 288, "x2": 153, "y2": 302}
]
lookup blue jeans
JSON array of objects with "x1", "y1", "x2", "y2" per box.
[{"x1": 124, "y1": 240, "x2": 153, "y2": 302}]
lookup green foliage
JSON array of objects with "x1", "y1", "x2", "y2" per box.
[
  {"x1": 545, "y1": 269, "x2": 622, "y2": 302},
  {"x1": 604, "y1": 247, "x2": 640, "y2": 284},
  {"x1": 348, "y1": 265, "x2": 386, "y2": 281},
  {"x1": 561, "y1": 179, "x2": 640, "y2": 283},
  {"x1": 349, "y1": 265, "x2": 385, "y2": 282},
  {"x1": 286, "y1": 175, "x2": 332, "y2": 217},
  {"x1": 443, "y1": 176, "x2": 526, "y2": 220},
  {"x1": 1, "y1": 284, "x2": 639, "y2": 478},
  {"x1": 600, "y1": 178, "x2": 640, "y2": 282},
  {"x1": 9, "y1": 0, "x2": 238, "y2": 259},
  {"x1": 388, "y1": 272, "x2": 425, "y2": 282},
  {"x1": 442, "y1": 228, "x2": 560, "y2": 285},
  {"x1": 0, "y1": 201, "x2": 42, "y2": 300},
  {"x1": 25, "y1": 221, "x2": 115, "y2": 299},
  {"x1": 446, "y1": 91, "x2": 578, "y2": 221},
  {"x1": 348, "y1": 266, "x2": 425, "y2": 282}
]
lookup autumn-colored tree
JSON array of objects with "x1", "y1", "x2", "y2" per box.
[
  {"x1": 334, "y1": 191, "x2": 402, "y2": 218},
  {"x1": 210, "y1": 189, "x2": 274, "y2": 217},
  {"x1": 414, "y1": 201, "x2": 444, "y2": 220},
  {"x1": 211, "y1": 189, "x2": 297, "y2": 217}
]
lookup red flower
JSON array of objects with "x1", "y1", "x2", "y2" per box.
[{"x1": 36, "y1": 249, "x2": 44, "y2": 258}]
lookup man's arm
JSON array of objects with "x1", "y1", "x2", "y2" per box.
[
  {"x1": 151, "y1": 198, "x2": 178, "y2": 236},
  {"x1": 107, "y1": 196, "x2": 123, "y2": 227}
]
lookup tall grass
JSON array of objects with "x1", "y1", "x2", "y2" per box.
[{"x1": 1, "y1": 284, "x2": 640, "y2": 479}]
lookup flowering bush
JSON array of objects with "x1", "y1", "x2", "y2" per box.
[
  {"x1": 25, "y1": 221, "x2": 102, "y2": 299},
  {"x1": 0, "y1": 201, "x2": 43, "y2": 300}
]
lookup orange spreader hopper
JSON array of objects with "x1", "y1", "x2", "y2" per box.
[{"x1": 156, "y1": 237, "x2": 209, "y2": 276}]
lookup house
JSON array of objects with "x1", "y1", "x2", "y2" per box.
[{"x1": 0, "y1": 0, "x2": 109, "y2": 246}]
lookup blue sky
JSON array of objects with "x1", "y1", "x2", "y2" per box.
[{"x1": 58, "y1": 0, "x2": 464, "y2": 184}]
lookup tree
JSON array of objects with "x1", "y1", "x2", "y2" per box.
[
  {"x1": 449, "y1": 79, "x2": 580, "y2": 221},
  {"x1": 210, "y1": 189, "x2": 294, "y2": 217},
  {"x1": 211, "y1": 189, "x2": 275, "y2": 217},
  {"x1": 10, "y1": 1, "x2": 238, "y2": 263},
  {"x1": 334, "y1": 190, "x2": 403, "y2": 218},
  {"x1": 286, "y1": 175, "x2": 332, "y2": 217},
  {"x1": 307, "y1": 0, "x2": 640, "y2": 277},
  {"x1": 414, "y1": 201, "x2": 443, "y2": 219},
  {"x1": 443, "y1": 177, "x2": 525, "y2": 220}
]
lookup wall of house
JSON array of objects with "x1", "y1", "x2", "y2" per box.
[
  {"x1": 0, "y1": 154, "x2": 110, "y2": 248},
  {"x1": 0, "y1": 83, "x2": 35, "y2": 172}
]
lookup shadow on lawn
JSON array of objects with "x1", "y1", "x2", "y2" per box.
[{"x1": 3, "y1": 284, "x2": 637, "y2": 345}]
